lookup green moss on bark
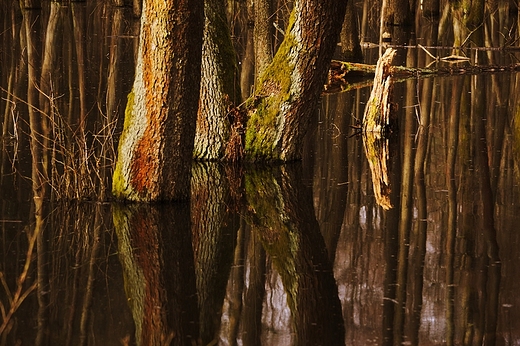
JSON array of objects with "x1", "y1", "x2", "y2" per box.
[
  {"x1": 112, "y1": 91, "x2": 135, "y2": 198},
  {"x1": 244, "y1": 13, "x2": 297, "y2": 161},
  {"x1": 244, "y1": 169, "x2": 299, "y2": 311}
]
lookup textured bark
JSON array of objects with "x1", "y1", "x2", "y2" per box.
[
  {"x1": 362, "y1": 48, "x2": 396, "y2": 133},
  {"x1": 190, "y1": 163, "x2": 238, "y2": 343},
  {"x1": 361, "y1": 48, "x2": 396, "y2": 210},
  {"x1": 112, "y1": 0, "x2": 203, "y2": 201},
  {"x1": 244, "y1": 0, "x2": 348, "y2": 162},
  {"x1": 253, "y1": 0, "x2": 273, "y2": 75},
  {"x1": 194, "y1": 0, "x2": 239, "y2": 160},
  {"x1": 340, "y1": 0, "x2": 363, "y2": 62}
]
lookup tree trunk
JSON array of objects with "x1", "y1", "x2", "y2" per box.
[
  {"x1": 254, "y1": 0, "x2": 273, "y2": 76},
  {"x1": 194, "y1": 0, "x2": 239, "y2": 160},
  {"x1": 340, "y1": 0, "x2": 363, "y2": 62},
  {"x1": 244, "y1": 0, "x2": 348, "y2": 162},
  {"x1": 112, "y1": 0, "x2": 203, "y2": 201},
  {"x1": 240, "y1": 0, "x2": 255, "y2": 101}
]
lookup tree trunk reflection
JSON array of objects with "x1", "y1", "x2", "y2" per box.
[
  {"x1": 245, "y1": 164, "x2": 345, "y2": 345},
  {"x1": 113, "y1": 203, "x2": 199, "y2": 345},
  {"x1": 191, "y1": 162, "x2": 239, "y2": 344}
]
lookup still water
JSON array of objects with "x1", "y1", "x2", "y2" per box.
[{"x1": 2, "y1": 2, "x2": 520, "y2": 346}]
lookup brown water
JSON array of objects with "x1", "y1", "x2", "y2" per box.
[{"x1": 1, "y1": 2, "x2": 520, "y2": 345}]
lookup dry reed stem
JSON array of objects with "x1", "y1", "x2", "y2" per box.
[
  {"x1": 1, "y1": 83, "x2": 118, "y2": 201},
  {"x1": 0, "y1": 227, "x2": 39, "y2": 337}
]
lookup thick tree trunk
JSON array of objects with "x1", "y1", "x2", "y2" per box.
[
  {"x1": 112, "y1": 0, "x2": 203, "y2": 201},
  {"x1": 194, "y1": 0, "x2": 239, "y2": 160},
  {"x1": 244, "y1": 0, "x2": 348, "y2": 162}
]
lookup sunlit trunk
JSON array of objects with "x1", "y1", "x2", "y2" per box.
[
  {"x1": 106, "y1": 8, "x2": 123, "y2": 124},
  {"x1": 23, "y1": 8, "x2": 50, "y2": 345},
  {"x1": 245, "y1": 0, "x2": 348, "y2": 161},
  {"x1": 194, "y1": 0, "x2": 239, "y2": 160},
  {"x1": 253, "y1": 0, "x2": 273, "y2": 75},
  {"x1": 112, "y1": 0, "x2": 203, "y2": 201}
]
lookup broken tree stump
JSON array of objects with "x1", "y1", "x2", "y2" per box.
[
  {"x1": 362, "y1": 48, "x2": 396, "y2": 210},
  {"x1": 362, "y1": 48, "x2": 396, "y2": 133}
]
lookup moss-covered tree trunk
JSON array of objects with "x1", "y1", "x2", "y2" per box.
[
  {"x1": 194, "y1": 0, "x2": 239, "y2": 160},
  {"x1": 244, "y1": 0, "x2": 348, "y2": 162},
  {"x1": 112, "y1": 0, "x2": 203, "y2": 201}
]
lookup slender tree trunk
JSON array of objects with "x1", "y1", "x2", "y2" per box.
[
  {"x1": 244, "y1": 0, "x2": 348, "y2": 161},
  {"x1": 254, "y1": 0, "x2": 273, "y2": 76},
  {"x1": 340, "y1": 0, "x2": 363, "y2": 62},
  {"x1": 112, "y1": 0, "x2": 203, "y2": 201},
  {"x1": 240, "y1": 0, "x2": 255, "y2": 101}
]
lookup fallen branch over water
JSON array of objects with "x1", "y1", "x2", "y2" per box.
[{"x1": 325, "y1": 55, "x2": 520, "y2": 93}]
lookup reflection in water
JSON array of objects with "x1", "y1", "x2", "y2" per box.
[
  {"x1": 113, "y1": 203, "x2": 199, "y2": 345},
  {"x1": 191, "y1": 162, "x2": 239, "y2": 344},
  {"x1": 244, "y1": 165, "x2": 345, "y2": 345},
  {"x1": 2, "y1": 1, "x2": 520, "y2": 345}
]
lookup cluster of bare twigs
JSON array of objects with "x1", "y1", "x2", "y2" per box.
[
  {"x1": 47, "y1": 95, "x2": 118, "y2": 201},
  {"x1": 2, "y1": 85, "x2": 119, "y2": 201}
]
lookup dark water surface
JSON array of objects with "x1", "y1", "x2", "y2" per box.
[{"x1": 2, "y1": 2, "x2": 520, "y2": 345}]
